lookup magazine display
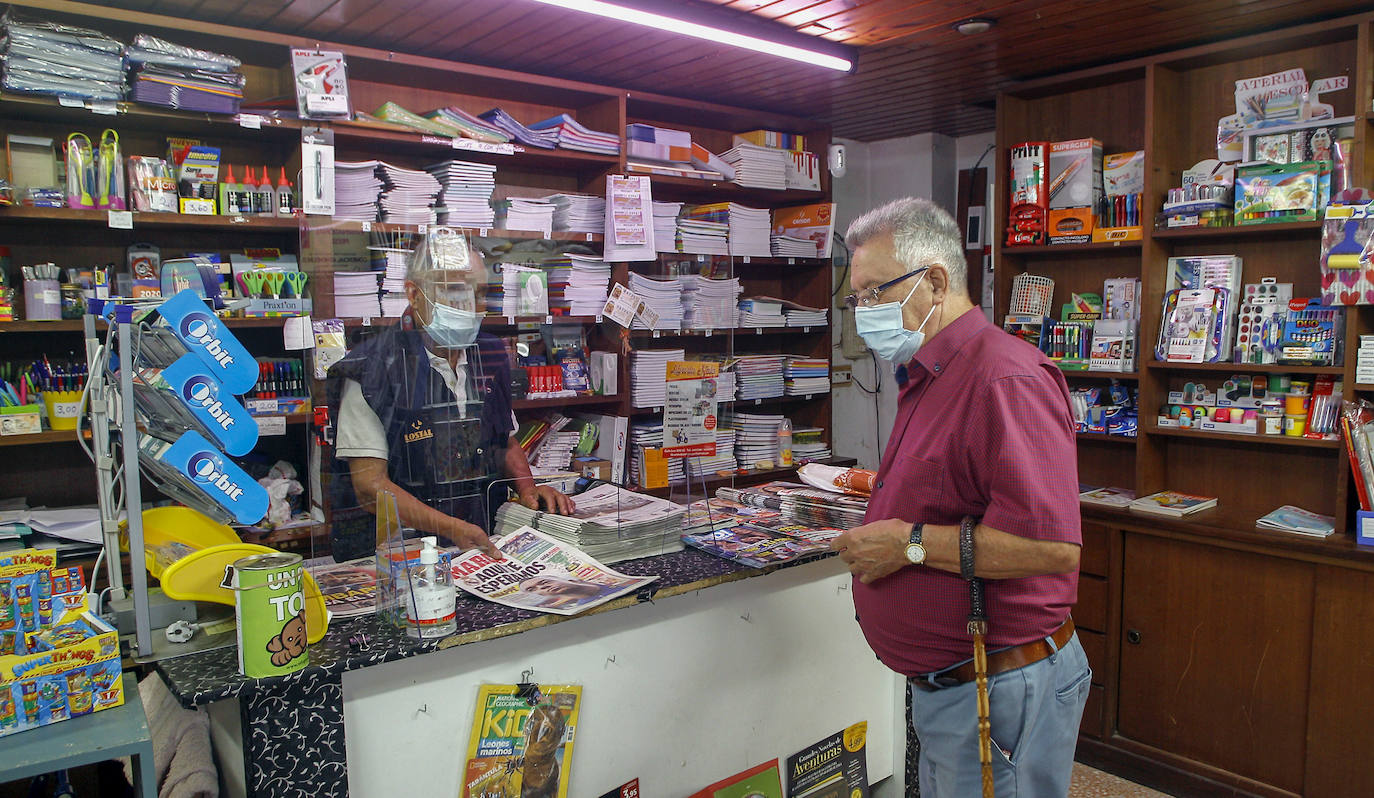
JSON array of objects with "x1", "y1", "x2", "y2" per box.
[
  {"x1": 1256, "y1": 505, "x2": 1335, "y2": 537},
  {"x1": 303, "y1": 555, "x2": 381, "y2": 618},
  {"x1": 683, "y1": 524, "x2": 830, "y2": 568},
  {"x1": 462, "y1": 683, "x2": 581, "y2": 798},
  {"x1": 716, "y1": 481, "x2": 868, "y2": 529},
  {"x1": 786, "y1": 723, "x2": 870, "y2": 798},
  {"x1": 682, "y1": 497, "x2": 785, "y2": 534},
  {"x1": 1128, "y1": 490, "x2": 1218, "y2": 516},
  {"x1": 452, "y1": 526, "x2": 658, "y2": 615},
  {"x1": 494, "y1": 483, "x2": 685, "y2": 563}
]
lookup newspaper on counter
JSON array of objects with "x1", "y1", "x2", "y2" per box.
[
  {"x1": 452, "y1": 526, "x2": 658, "y2": 615},
  {"x1": 494, "y1": 482, "x2": 686, "y2": 563}
]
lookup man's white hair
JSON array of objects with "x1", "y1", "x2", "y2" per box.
[{"x1": 845, "y1": 197, "x2": 968, "y2": 295}]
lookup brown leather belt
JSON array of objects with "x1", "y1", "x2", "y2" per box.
[{"x1": 910, "y1": 617, "x2": 1075, "y2": 691}]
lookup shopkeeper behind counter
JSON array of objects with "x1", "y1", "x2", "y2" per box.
[{"x1": 325, "y1": 227, "x2": 574, "y2": 562}]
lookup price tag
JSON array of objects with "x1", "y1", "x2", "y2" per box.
[
  {"x1": 107, "y1": 210, "x2": 133, "y2": 229},
  {"x1": 361, "y1": 221, "x2": 371, "y2": 232},
  {"x1": 449, "y1": 138, "x2": 463, "y2": 149},
  {"x1": 595, "y1": 314, "x2": 603, "y2": 324},
  {"x1": 743, "y1": 256, "x2": 750, "y2": 263},
  {"x1": 697, "y1": 255, "x2": 706, "y2": 262},
  {"x1": 362, "y1": 316, "x2": 372, "y2": 327},
  {"x1": 418, "y1": 224, "x2": 428, "y2": 234},
  {"x1": 755, "y1": 399, "x2": 762, "y2": 405},
  {"x1": 246, "y1": 398, "x2": 279, "y2": 414},
  {"x1": 480, "y1": 228, "x2": 489, "y2": 236},
  {"x1": 585, "y1": 233, "x2": 593, "y2": 241},
  {"x1": 755, "y1": 328, "x2": 763, "y2": 335},
  {"x1": 803, "y1": 326, "x2": 810, "y2": 333},
  {"x1": 788, "y1": 257, "x2": 795, "y2": 265},
  {"x1": 305, "y1": 93, "x2": 348, "y2": 115},
  {"x1": 58, "y1": 96, "x2": 84, "y2": 108},
  {"x1": 238, "y1": 113, "x2": 263, "y2": 130},
  {"x1": 652, "y1": 330, "x2": 661, "y2": 338},
  {"x1": 89, "y1": 100, "x2": 118, "y2": 116},
  {"x1": 257, "y1": 415, "x2": 287, "y2": 436},
  {"x1": 545, "y1": 315, "x2": 553, "y2": 324},
  {"x1": 704, "y1": 329, "x2": 712, "y2": 338}
]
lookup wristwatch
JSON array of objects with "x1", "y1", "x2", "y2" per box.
[{"x1": 904, "y1": 521, "x2": 926, "y2": 565}]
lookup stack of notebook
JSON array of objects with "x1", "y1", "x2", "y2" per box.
[
  {"x1": 771, "y1": 235, "x2": 819, "y2": 258},
  {"x1": 680, "y1": 275, "x2": 741, "y2": 330},
  {"x1": 653, "y1": 202, "x2": 684, "y2": 253},
  {"x1": 334, "y1": 160, "x2": 385, "y2": 222},
  {"x1": 566, "y1": 255, "x2": 612, "y2": 316},
  {"x1": 734, "y1": 356, "x2": 786, "y2": 400},
  {"x1": 630, "y1": 348, "x2": 685, "y2": 408},
  {"x1": 785, "y1": 304, "x2": 828, "y2": 327},
  {"x1": 628, "y1": 273, "x2": 684, "y2": 330},
  {"x1": 424, "y1": 106, "x2": 511, "y2": 143},
  {"x1": 480, "y1": 107, "x2": 559, "y2": 149},
  {"x1": 784, "y1": 357, "x2": 830, "y2": 395},
  {"x1": 729, "y1": 411, "x2": 785, "y2": 468},
  {"x1": 377, "y1": 162, "x2": 440, "y2": 225},
  {"x1": 427, "y1": 160, "x2": 497, "y2": 228},
  {"x1": 722, "y1": 142, "x2": 788, "y2": 190},
  {"x1": 628, "y1": 421, "x2": 687, "y2": 486},
  {"x1": 494, "y1": 197, "x2": 555, "y2": 235},
  {"x1": 738, "y1": 298, "x2": 787, "y2": 327},
  {"x1": 544, "y1": 193, "x2": 605, "y2": 233},
  {"x1": 529, "y1": 113, "x2": 620, "y2": 155}
]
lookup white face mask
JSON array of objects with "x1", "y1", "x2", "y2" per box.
[
  {"x1": 421, "y1": 290, "x2": 483, "y2": 348},
  {"x1": 853, "y1": 275, "x2": 938, "y2": 364}
]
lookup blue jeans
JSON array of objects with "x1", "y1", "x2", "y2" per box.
[{"x1": 908, "y1": 633, "x2": 1091, "y2": 798}]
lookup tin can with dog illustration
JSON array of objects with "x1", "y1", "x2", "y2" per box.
[{"x1": 229, "y1": 553, "x2": 308, "y2": 678}]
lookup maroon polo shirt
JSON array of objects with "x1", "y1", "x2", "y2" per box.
[{"x1": 852, "y1": 308, "x2": 1081, "y2": 676}]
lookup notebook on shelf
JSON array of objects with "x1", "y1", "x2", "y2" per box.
[{"x1": 1129, "y1": 490, "x2": 1217, "y2": 517}]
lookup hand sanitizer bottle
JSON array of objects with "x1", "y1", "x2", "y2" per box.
[{"x1": 407, "y1": 536, "x2": 456, "y2": 638}]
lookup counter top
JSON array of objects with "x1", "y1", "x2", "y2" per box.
[{"x1": 157, "y1": 548, "x2": 835, "y2": 709}]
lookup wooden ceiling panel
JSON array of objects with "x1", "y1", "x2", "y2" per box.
[{"x1": 85, "y1": 0, "x2": 1374, "y2": 140}]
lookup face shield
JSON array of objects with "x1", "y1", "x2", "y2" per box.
[{"x1": 408, "y1": 227, "x2": 488, "y2": 348}]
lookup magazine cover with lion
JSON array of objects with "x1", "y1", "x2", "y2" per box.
[{"x1": 462, "y1": 684, "x2": 581, "y2": 798}]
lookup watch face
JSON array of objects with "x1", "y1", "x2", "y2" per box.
[{"x1": 905, "y1": 543, "x2": 926, "y2": 565}]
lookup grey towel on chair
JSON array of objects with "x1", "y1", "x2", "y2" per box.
[{"x1": 126, "y1": 673, "x2": 219, "y2": 798}]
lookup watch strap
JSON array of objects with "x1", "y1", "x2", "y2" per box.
[{"x1": 909, "y1": 520, "x2": 924, "y2": 546}]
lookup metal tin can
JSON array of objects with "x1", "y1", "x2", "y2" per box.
[{"x1": 229, "y1": 553, "x2": 308, "y2": 678}]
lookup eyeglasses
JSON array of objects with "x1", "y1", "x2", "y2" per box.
[{"x1": 843, "y1": 266, "x2": 929, "y2": 309}]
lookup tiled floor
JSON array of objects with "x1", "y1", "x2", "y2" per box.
[{"x1": 1070, "y1": 762, "x2": 1176, "y2": 797}]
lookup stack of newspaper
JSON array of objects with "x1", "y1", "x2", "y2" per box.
[{"x1": 494, "y1": 483, "x2": 686, "y2": 563}]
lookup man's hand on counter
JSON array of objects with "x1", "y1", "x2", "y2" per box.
[
  {"x1": 831, "y1": 518, "x2": 909, "y2": 584},
  {"x1": 520, "y1": 485, "x2": 576, "y2": 515},
  {"x1": 448, "y1": 516, "x2": 502, "y2": 559}
]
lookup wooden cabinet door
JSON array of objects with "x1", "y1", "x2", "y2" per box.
[
  {"x1": 1305, "y1": 566, "x2": 1374, "y2": 798},
  {"x1": 1118, "y1": 535, "x2": 1313, "y2": 794}
]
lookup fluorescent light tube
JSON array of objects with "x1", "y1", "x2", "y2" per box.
[{"x1": 526, "y1": 0, "x2": 854, "y2": 72}]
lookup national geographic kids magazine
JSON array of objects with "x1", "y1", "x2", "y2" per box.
[{"x1": 462, "y1": 684, "x2": 581, "y2": 798}]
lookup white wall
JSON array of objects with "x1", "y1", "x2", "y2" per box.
[{"x1": 830, "y1": 131, "x2": 984, "y2": 468}]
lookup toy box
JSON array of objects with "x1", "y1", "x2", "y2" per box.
[
  {"x1": 1048, "y1": 138, "x2": 1102, "y2": 210},
  {"x1": 0, "y1": 599, "x2": 122, "y2": 738}
]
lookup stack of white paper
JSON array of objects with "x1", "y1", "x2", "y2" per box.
[
  {"x1": 653, "y1": 202, "x2": 683, "y2": 253},
  {"x1": 726, "y1": 204, "x2": 772, "y2": 257},
  {"x1": 784, "y1": 356, "x2": 830, "y2": 395},
  {"x1": 738, "y1": 297, "x2": 786, "y2": 327},
  {"x1": 566, "y1": 255, "x2": 612, "y2": 316},
  {"x1": 630, "y1": 348, "x2": 685, "y2": 408},
  {"x1": 543, "y1": 193, "x2": 605, "y2": 233},
  {"x1": 628, "y1": 273, "x2": 684, "y2": 330},
  {"x1": 369, "y1": 246, "x2": 410, "y2": 317},
  {"x1": 785, "y1": 306, "x2": 828, "y2": 327},
  {"x1": 377, "y1": 162, "x2": 441, "y2": 225},
  {"x1": 680, "y1": 275, "x2": 740, "y2": 330},
  {"x1": 771, "y1": 234, "x2": 819, "y2": 258},
  {"x1": 684, "y1": 427, "x2": 737, "y2": 478},
  {"x1": 496, "y1": 197, "x2": 555, "y2": 235},
  {"x1": 676, "y1": 218, "x2": 730, "y2": 255},
  {"x1": 333, "y1": 270, "x2": 383, "y2": 318},
  {"x1": 334, "y1": 160, "x2": 384, "y2": 222},
  {"x1": 730, "y1": 411, "x2": 784, "y2": 467},
  {"x1": 735, "y1": 355, "x2": 786, "y2": 400},
  {"x1": 722, "y1": 142, "x2": 788, "y2": 190},
  {"x1": 427, "y1": 159, "x2": 497, "y2": 228}
]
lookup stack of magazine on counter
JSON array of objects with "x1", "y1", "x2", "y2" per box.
[
  {"x1": 681, "y1": 491, "x2": 844, "y2": 568},
  {"x1": 493, "y1": 482, "x2": 685, "y2": 563},
  {"x1": 1256, "y1": 505, "x2": 1335, "y2": 537},
  {"x1": 716, "y1": 481, "x2": 868, "y2": 530}
]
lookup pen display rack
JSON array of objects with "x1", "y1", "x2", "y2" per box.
[{"x1": 40, "y1": 390, "x2": 81, "y2": 430}]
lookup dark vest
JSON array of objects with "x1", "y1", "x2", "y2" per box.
[{"x1": 325, "y1": 327, "x2": 513, "y2": 561}]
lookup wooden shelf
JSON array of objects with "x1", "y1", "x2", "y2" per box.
[
  {"x1": 628, "y1": 172, "x2": 826, "y2": 205},
  {"x1": 1003, "y1": 241, "x2": 1142, "y2": 255},
  {"x1": 1150, "y1": 221, "x2": 1322, "y2": 240},
  {"x1": 0, "y1": 429, "x2": 83, "y2": 447},
  {"x1": 512, "y1": 394, "x2": 622, "y2": 410},
  {"x1": 1355, "y1": 383, "x2": 1374, "y2": 391},
  {"x1": 0, "y1": 316, "x2": 289, "y2": 333},
  {"x1": 1145, "y1": 424, "x2": 1341, "y2": 449},
  {"x1": 1077, "y1": 432, "x2": 1136, "y2": 444},
  {"x1": 1059, "y1": 368, "x2": 1138, "y2": 379},
  {"x1": 1145, "y1": 361, "x2": 1343, "y2": 375},
  {"x1": 631, "y1": 326, "x2": 825, "y2": 339},
  {"x1": 0, "y1": 206, "x2": 299, "y2": 231}
]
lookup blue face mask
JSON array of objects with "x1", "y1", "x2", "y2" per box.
[
  {"x1": 853, "y1": 275, "x2": 938, "y2": 364},
  {"x1": 422, "y1": 291, "x2": 483, "y2": 348}
]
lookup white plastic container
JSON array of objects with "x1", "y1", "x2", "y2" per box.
[{"x1": 406, "y1": 536, "x2": 456, "y2": 638}]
